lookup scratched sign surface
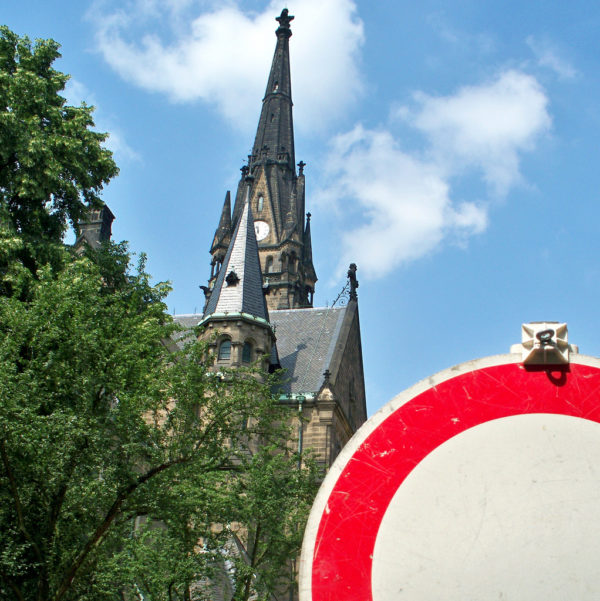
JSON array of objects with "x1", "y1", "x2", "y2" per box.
[{"x1": 299, "y1": 354, "x2": 600, "y2": 601}]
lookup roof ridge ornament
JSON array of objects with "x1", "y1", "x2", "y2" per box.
[
  {"x1": 348, "y1": 263, "x2": 359, "y2": 301},
  {"x1": 276, "y1": 8, "x2": 294, "y2": 36}
]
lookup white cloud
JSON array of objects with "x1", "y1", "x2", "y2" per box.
[
  {"x1": 404, "y1": 70, "x2": 551, "y2": 195},
  {"x1": 527, "y1": 35, "x2": 577, "y2": 80},
  {"x1": 317, "y1": 125, "x2": 487, "y2": 279},
  {"x1": 89, "y1": 0, "x2": 364, "y2": 133},
  {"x1": 317, "y1": 70, "x2": 550, "y2": 279}
]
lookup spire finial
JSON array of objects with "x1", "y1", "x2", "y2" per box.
[
  {"x1": 347, "y1": 263, "x2": 359, "y2": 300},
  {"x1": 298, "y1": 160, "x2": 306, "y2": 175},
  {"x1": 276, "y1": 9, "x2": 294, "y2": 36}
]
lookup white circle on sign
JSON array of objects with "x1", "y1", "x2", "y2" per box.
[{"x1": 372, "y1": 413, "x2": 600, "y2": 601}]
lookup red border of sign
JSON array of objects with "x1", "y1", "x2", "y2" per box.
[{"x1": 300, "y1": 357, "x2": 600, "y2": 601}]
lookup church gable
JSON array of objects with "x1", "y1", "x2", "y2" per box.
[{"x1": 325, "y1": 301, "x2": 367, "y2": 431}]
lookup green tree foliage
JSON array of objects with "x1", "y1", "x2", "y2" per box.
[
  {"x1": 0, "y1": 244, "x2": 318, "y2": 600},
  {"x1": 0, "y1": 27, "x2": 318, "y2": 601},
  {"x1": 0, "y1": 26, "x2": 118, "y2": 292}
]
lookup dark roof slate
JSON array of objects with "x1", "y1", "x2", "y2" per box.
[
  {"x1": 270, "y1": 306, "x2": 347, "y2": 395},
  {"x1": 172, "y1": 314, "x2": 204, "y2": 350}
]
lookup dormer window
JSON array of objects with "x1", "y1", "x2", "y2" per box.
[
  {"x1": 225, "y1": 270, "x2": 239, "y2": 286},
  {"x1": 273, "y1": 81, "x2": 279, "y2": 92},
  {"x1": 257, "y1": 195, "x2": 264, "y2": 212}
]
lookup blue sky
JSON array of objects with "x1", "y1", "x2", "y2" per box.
[{"x1": 5, "y1": 0, "x2": 600, "y2": 414}]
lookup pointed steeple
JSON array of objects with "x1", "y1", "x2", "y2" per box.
[
  {"x1": 203, "y1": 193, "x2": 269, "y2": 323},
  {"x1": 303, "y1": 212, "x2": 317, "y2": 305},
  {"x1": 211, "y1": 191, "x2": 232, "y2": 253},
  {"x1": 209, "y1": 9, "x2": 317, "y2": 311},
  {"x1": 249, "y1": 8, "x2": 295, "y2": 173}
]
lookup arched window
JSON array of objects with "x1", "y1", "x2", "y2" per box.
[
  {"x1": 257, "y1": 195, "x2": 264, "y2": 212},
  {"x1": 242, "y1": 341, "x2": 253, "y2": 364},
  {"x1": 265, "y1": 256, "x2": 273, "y2": 273},
  {"x1": 289, "y1": 253, "x2": 297, "y2": 274},
  {"x1": 218, "y1": 339, "x2": 231, "y2": 361}
]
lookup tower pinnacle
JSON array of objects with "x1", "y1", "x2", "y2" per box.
[{"x1": 249, "y1": 8, "x2": 295, "y2": 172}]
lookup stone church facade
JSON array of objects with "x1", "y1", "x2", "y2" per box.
[
  {"x1": 77, "y1": 10, "x2": 367, "y2": 470},
  {"x1": 175, "y1": 8, "x2": 367, "y2": 470}
]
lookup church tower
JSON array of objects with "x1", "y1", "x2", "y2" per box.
[
  {"x1": 208, "y1": 9, "x2": 317, "y2": 311},
  {"x1": 200, "y1": 192, "x2": 275, "y2": 371},
  {"x1": 188, "y1": 8, "x2": 367, "y2": 476}
]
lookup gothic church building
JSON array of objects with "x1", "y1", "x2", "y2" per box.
[
  {"x1": 176, "y1": 9, "x2": 367, "y2": 468},
  {"x1": 76, "y1": 10, "x2": 368, "y2": 469}
]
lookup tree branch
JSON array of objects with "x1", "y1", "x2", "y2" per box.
[
  {"x1": 0, "y1": 437, "x2": 43, "y2": 565},
  {"x1": 51, "y1": 454, "x2": 239, "y2": 601},
  {"x1": 47, "y1": 437, "x2": 89, "y2": 547},
  {"x1": 51, "y1": 456, "x2": 187, "y2": 601},
  {"x1": 0, "y1": 570, "x2": 26, "y2": 601}
]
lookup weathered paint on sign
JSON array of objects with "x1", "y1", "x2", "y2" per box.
[{"x1": 300, "y1": 354, "x2": 600, "y2": 601}]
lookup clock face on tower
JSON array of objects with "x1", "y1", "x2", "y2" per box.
[{"x1": 254, "y1": 220, "x2": 270, "y2": 241}]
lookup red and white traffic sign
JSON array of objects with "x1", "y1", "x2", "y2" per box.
[{"x1": 299, "y1": 354, "x2": 600, "y2": 601}]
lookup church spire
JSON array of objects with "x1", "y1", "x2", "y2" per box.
[
  {"x1": 210, "y1": 9, "x2": 317, "y2": 311},
  {"x1": 249, "y1": 8, "x2": 295, "y2": 173}
]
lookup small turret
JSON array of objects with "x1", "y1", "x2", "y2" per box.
[
  {"x1": 303, "y1": 212, "x2": 317, "y2": 306},
  {"x1": 74, "y1": 204, "x2": 114, "y2": 252},
  {"x1": 200, "y1": 194, "x2": 275, "y2": 371}
]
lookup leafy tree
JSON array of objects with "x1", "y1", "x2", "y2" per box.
[
  {"x1": 0, "y1": 243, "x2": 317, "y2": 601},
  {"x1": 0, "y1": 25, "x2": 317, "y2": 601},
  {"x1": 226, "y1": 445, "x2": 319, "y2": 601},
  {"x1": 0, "y1": 26, "x2": 118, "y2": 293}
]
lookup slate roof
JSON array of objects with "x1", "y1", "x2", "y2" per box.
[
  {"x1": 270, "y1": 306, "x2": 347, "y2": 395},
  {"x1": 171, "y1": 314, "x2": 203, "y2": 350},
  {"x1": 203, "y1": 200, "x2": 269, "y2": 322},
  {"x1": 172, "y1": 305, "x2": 348, "y2": 396}
]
